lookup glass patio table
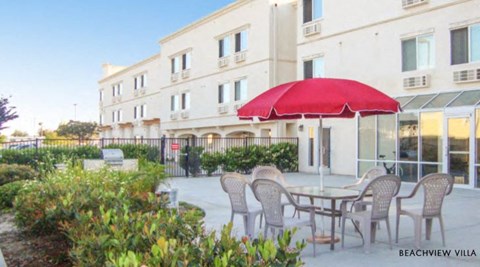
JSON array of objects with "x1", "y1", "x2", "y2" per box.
[{"x1": 287, "y1": 186, "x2": 362, "y2": 250}]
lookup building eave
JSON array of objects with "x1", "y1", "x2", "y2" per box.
[{"x1": 98, "y1": 53, "x2": 161, "y2": 84}]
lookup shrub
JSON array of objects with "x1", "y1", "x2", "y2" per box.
[
  {"x1": 269, "y1": 142, "x2": 298, "y2": 172},
  {"x1": 200, "y1": 151, "x2": 223, "y2": 176},
  {"x1": 105, "y1": 143, "x2": 159, "y2": 162},
  {"x1": 0, "y1": 180, "x2": 26, "y2": 210},
  {"x1": 0, "y1": 164, "x2": 37, "y2": 186},
  {"x1": 222, "y1": 145, "x2": 269, "y2": 174},
  {"x1": 179, "y1": 146, "x2": 204, "y2": 177}
]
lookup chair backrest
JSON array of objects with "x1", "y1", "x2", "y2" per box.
[
  {"x1": 252, "y1": 166, "x2": 289, "y2": 187},
  {"x1": 360, "y1": 166, "x2": 388, "y2": 184},
  {"x1": 361, "y1": 174, "x2": 401, "y2": 220},
  {"x1": 251, "y1": 179, "x2": 297, "y2": 228},
  {"x1": 419, "y1": 173, "x2": 454, "y2": 217},
  {"x1": 220, "y1": 173, "x2": 250, "y2": 214}
]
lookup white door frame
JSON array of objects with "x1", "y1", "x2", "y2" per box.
[{"x1": 443, "y1": 107, "x2": 474, "y2": 189}]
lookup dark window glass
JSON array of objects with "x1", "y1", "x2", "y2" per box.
[
  {"x1": 171, "y1": 58, "x2": 175, "y2": 74},
  {"x1": 182, "y1": 93, "x2": 186, "y2": 109},
  {"x1": 304, "y1": 60, "x2": 313, "y2": 79},
  {"x1": 182, "y1": 54, "x2": 187, "y2": 70},
  {"x1": 219, "y1": 39, "x2": 224, "y2": 58},
  {"x1": 218, "y1": 85, "x2": 224, "y2": 104},
  {"x1": 402, "y1": 38, "x2": 417, "y2": 71},
  {"x1": 303, "y1": 0, "x2": 312, "y2": 23},
  {"x1": 170, "y1": 96, "x2": 175, "y2": 111},
  {"x1": 234, "y1": 81, "x2": 240, "y2": 101},
  {"x1": 235, "y1": 32, "x2": 241, "y2": 53},
  {"x1": 134, "y1": 106, "x2": 137, "y2": 119},
  {"x1": 451, "y1": 28, "x2": 468, "y2": 65}
]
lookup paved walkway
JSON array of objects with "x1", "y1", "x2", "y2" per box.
[{"x1": 170, "y1": 172, "x2": 480, "y2": 267}]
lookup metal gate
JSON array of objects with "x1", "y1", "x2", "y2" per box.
[{"x1": 160, "y1": 137, "x2": 190, "y2": 177}]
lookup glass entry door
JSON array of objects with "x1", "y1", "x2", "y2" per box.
[{"x1": 445, "y1": 114, "x2": 472, "y2": 187}]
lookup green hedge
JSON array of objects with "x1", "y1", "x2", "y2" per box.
[
  {"x1": 0, "y1": 180, "x2": 26, "y2": 210},
  {"x1": 0, "y1": 164, "x2": 37, "y2": 186},
  {"x1": 104, "y1": 144, "x2": 160, "y2": 162},
  {"x1": 200, "y1": 142, "x2": 298, "y2": 174},
  {"x1": 13, "y1": 164, "x2": 305, "y2": 266}
]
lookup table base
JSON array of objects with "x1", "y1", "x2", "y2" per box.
[{"x1": 307, "y1": 234, "x2": 340, "y2": 244}]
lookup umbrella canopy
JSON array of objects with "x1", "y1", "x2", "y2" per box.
[{"x1": 237, "y1": 78, "x2": 401, "y2": 120}]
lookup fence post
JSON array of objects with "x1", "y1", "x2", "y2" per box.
[
  {"x1": 101, "y1": 138, "x2": 104, "y2": 148},
  {"x1": 160, "y1": 135, "x2": 165, "y2": 164},
  {"x1": 185, "y1": 138, "x2": 190, "y2": 178},
  {"x1": 35, "y1": 138, "x2": 39, "y2": 160}
]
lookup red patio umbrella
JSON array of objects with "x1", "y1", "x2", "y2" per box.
[{"x1": 237, "y1": 78, "x2": 401, "y2": 190}]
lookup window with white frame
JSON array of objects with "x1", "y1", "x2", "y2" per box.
[
  {"x1": 303, "y1": 0, "x2": 323, "y2": 23},
  {"x1": 182, "y1": 52, "x2": 191, "y2": 70},
  {"x1": 170, "y1": 95, "x2": 179, "y2": 111},
  {"x1": 99, "y1": 90, "x2": 104, "y2": 101},
  {"x1": 112, "y1": 83, "x2": 122, "y2": 96},
  {"x1": 234, "y1": 79, "x2": 247, "y2": 101},
  {"x1": 451, "y1": 23, "x2": 480, "y2": 65},
  {"x1": 219, "y1": 36, "x2": 231, "y2": 58},
  {"x1": 117, "y1": 109, "x2": 123, "y2": 122},
  {"x1": 171, "y1": 57, "x2": 180, "y2": 74},
  {"x1": 181, "y1": 92, "x2": 190, "y2": 110},
  {"x1": 99, "y1": 114, "x2": 104, "y2": 125},
  {"x1": 402, "y1": 34, "x2": 435, "y2": 72},
  {"x1": 134, "y1": 74, "x2": 147, "y2": 90},
  {"x1": 218, "y1": 83, "x2": 230, "y2": 104},
  {"x1": 235, "y1": 31, "x2": 248, "y2": 52},
  {"x1": 112, "y1": 111, "x2": 116, "y2": 123},
  {"x1": 304, "y1": 57, "x2": 324, "y2": 79},
  {"x1": 134, "y1": 106, "x2": 138, "y2": 119},
  {"x1": 141, "y1": 104, "x2": 147, "y2": 118}
]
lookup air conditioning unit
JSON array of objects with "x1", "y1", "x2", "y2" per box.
[
  {"x1": 170, "y1": 113, "x2": 179, "y2": 120},
  {"x1": 402, "y1": 0, "x2": 428, "y2": 8},
  {"x1": 181, "y1": 111, "x2": 189, "y2": 119},
  {"x1": 303, "y1": 21, "x2": 321, "y2": 37},
  {"x1": 218, "y1": 57, "x2": 229, "y2": 68},
  {"x1": 403, "y1": 75, "x2": 430, "y2": 89},
  {"x1": 234, "y1": 103, "x2": 243, "y2": 111},
  {"x1": 217, "y1": 106, "x2": 229, "y2": 114},
  {"x1": 453, "y1": 69, "x2": 480, "y2": 83},
  {"x1": 235, "y1": 51, "x2": 246, "y2": 63},
  {"x1": 171, "y1": 73, "x2": 179, "y2": 82},
  {"x1": 181, "y1": 69, "x2": 190, "y2": 79}
]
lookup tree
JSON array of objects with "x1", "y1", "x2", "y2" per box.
[
  {"x1": 0, "y1": 97, "x2": 19, "y2": 132},
  {"x1": 56, "y1": 120, "x2": 98, "y2": 139},
  {"x1": 11, "y1": 129, "x2": 28, "y2": 137}
]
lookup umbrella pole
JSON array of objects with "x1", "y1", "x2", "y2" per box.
[{"x1": 319, "y1": 117, "x2": 326, "y2": 237}]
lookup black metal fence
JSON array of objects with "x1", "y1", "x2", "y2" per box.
[{"x1": 1, "y1": 137, "x2": 298, "y2": 177}]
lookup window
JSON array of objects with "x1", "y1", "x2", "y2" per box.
[
  {"x1": 235, "y1": 31, "x2": 248, "y2": 52},
  {"x1": 304, "y1": 57, "x2": 324, "y2": 79},
  {"x1": 134, "y1": 106, "x2": 138, "y2": 119},
  {"x1": 171, "y1": 57, "x2": 180, "y2": 74},
  {"x1": 402, "y1": 34, "x2": 435, "y2": 71},
  {"x1": 134, "y1": 74, "x2": 147, "y2": 90},
  {"x1": 218, "y1": 83, "x2": 230, "y2": 104},
  {"x1": 182, "y1": 52, "x2": 191, "y2": 70},
  {"x1": 112, "y1": 83, "x2": 122, "y2": 96},
  {"x1": 141, "y1": 104, "x2": 147, "y2": 118},
  {"x1": 219, "y1": 36, "x2": 230, "y2": 58},
  {"x1": 303, "y1": 0, "x2": 323, "y2": 23},
  {"x1": 170, "y1": 95, "x2": 179, "y2": 111},
  {"x1": 117, "y1": 109, "x2": 123, "y2": 122},
  {"x1": 99, "y1": 114, "x2": 104, "y2": 125},
  {"x1": 99, "y1": 90, "x2": 104, "y2": 101},
  {"x1": 112, "y1": 111, "x2": 116, "y2": 123},
  {"x1": 181, "y1": 92, "x2": 190, "y2": 110},
  {"x1": 234, "y1": 79, "x2": 247, "y2": 101},
  {"x1": 451, "y1": 24, "x2": 480, "y2": 65}
]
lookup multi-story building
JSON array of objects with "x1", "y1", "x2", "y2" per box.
[
  {"x1": 296, "y1": 0, "x2": 480, "y2": 188},
  {"x1": 99, "y1": 0, "x2": 480, "y2": 188}
]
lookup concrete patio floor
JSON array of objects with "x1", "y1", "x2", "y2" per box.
[{"x1": 170, "y1": 172, "x2": 480, "y2": 267}]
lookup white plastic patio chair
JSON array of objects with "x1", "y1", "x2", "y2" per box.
[
  {"x1": 220, "y1": 172, "x2": 263, "y2": 237},
  {"x1": 251, "y1": 165, "x2": 298, "y2": 216},
  {"x1": 341, "y1": 174, "x2": 401, "y2": 253},
  {"x1": 251, "y1": 178, "x2": 317, "y2": 257},
  {"x1": 395, "y1": 173, "x2": 454, "y2": 248}
]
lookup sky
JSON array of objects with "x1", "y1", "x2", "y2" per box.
[{"x1": 0, "y1": 0, "x2": 234, "y2": 136}]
